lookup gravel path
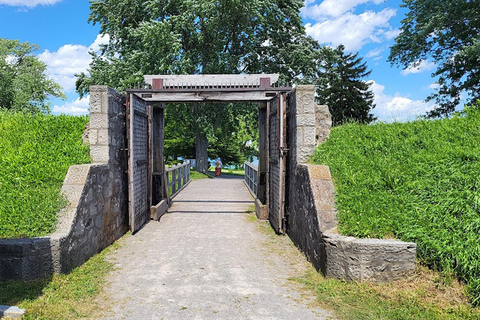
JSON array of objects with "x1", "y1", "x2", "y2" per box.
[{"x1": 102, "y1": 175, "x2": 332, "y2": 320}]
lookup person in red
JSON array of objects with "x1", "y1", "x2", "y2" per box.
[{"x1": 215, "y1": 157, "x2": 222, "y2": 177}]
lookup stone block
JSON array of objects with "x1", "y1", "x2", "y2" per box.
[
  {"x1": 296, "y1": 126, "x2": 304, "y2": 146},
  {"x1": 298, "y1": 146, "x2": 316, "y2": 163},
  {"x1": 90, "y1": 113, "x2": 109, "y2": 130},
  {"x1": 89, "y1": 129, "x2": 98, "y2": 145},
  {"x1": 90, "y1": 145, "x2": 109, "y2": 163},
  {"x1": 324, "y1": 232, "x2": 416, "y2": 282},
  {"x1": 150, "y1": 200, "x2": 168, "y2": 220},
  {"x1": 96, "y1": 129, "x2": 109, "y2": 146},
  {"x1": 0, "y1": 305, "x2": 25, "y2": 319},
  {"x1": 303, "y1": 126, "x2": 316, "y2": 146},
  {"x1": 307, "y1": 165, "x2": 332, "y2": 180},
  {"x1": 255, "y1": 198, "x2": 268, "y2": 220},
  {"x1": 297, "y1": 113, "x2": 316, "y2": 127},
  {"x1": 296, "y1": 85, "x2": 316, "y2": 114},
  {"x1": 89, "y1": 90, "x2": 103, "y2": 114},
  {"x1": 64, "y1": 165, "x2": 91, "y2": 185}
]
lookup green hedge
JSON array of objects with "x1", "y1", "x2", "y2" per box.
[
  {"x1": 0, "y1": 111, "x2": 90, "y2": 238},
  {"x1": 311, "y1": 105, "x2": 480, "y2": 304}
]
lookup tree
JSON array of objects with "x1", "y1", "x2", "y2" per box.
[
  {"x1": 163, "y1": 102, "x2": 258, "y2": 169},
  {"x1": 0, "y1": 38, "x2": 64, "y2": 113},
  {"x1": 76, "y1": 0, "x2": 319, "y2": 172},
  {"x1": 388, "y1": 0, "x2": 480, "y2": 117},
  {"x1": 314, "y1": 45, "x2": 376, "y2": 126}
]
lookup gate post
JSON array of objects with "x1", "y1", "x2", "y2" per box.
[
  {"x1": 152, "y1": 104, "x2": 165, "y2": 205},
  {"x1": 257, "y1": 102, "x2": 268, "y2": 205}
]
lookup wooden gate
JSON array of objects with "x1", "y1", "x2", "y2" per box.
[
  {"x1": 268, "y1": 93, "x2": 287, "y2": 234},
  {"x1": 127, "y1": 93, "x2": 151, "y2": 233}
]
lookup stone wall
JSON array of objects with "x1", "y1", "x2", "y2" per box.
[
  {"x1": 286, "y1": 85, "x2": 416, "y2": 282},
  {"x1": 0, "y1": 86, "x2": 128, "y2": 281}
]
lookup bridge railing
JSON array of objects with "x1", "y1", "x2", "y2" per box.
[
  {"x1": 166, "y1": 161, "x2": 191, "y2": 199},
  {"x1": 244, "y1": 162, "x2": 258, "y2": 197}
]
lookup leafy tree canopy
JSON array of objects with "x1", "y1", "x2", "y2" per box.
[
  {"x1": 388, "y1": 0, "x2": 480, "y2": 117},
  {"x1": 78, "y1": 0, "x2": 319, "y2": 171},
  {"x1": 76, "y1": 0, "x2": 319, "y2": 96},
  {"x1": 314, "y1": 45, "x2": 376, "y2": 126},
  {"x1": 0, "y1": 38, "x2": 65, "y2": 113}
]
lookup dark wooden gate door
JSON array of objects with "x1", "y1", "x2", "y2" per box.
[
  {"x1": 268, "y1": 93, "x2": 287, "y2": 234},
  {"x1": 127, "y1": 93, "x2": 151, "y2": 233}
]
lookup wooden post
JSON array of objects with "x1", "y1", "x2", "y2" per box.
[
  {"x1": 258, "y1": 102, "x2": 268, "y2": 205},
  {"x1": 152, "y1": 104, "x2": 165, "y2": 205}
]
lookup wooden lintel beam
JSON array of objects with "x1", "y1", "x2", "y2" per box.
[{"x1": 134, "y1": 91, "x2": 280, "y2": 102}]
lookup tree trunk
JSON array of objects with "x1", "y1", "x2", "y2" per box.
[{"x1": 195, "y1": 131, "x2": 209, "y2": 173}]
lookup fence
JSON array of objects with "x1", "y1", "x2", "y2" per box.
[
  {"x1": 166, "y1": 161, "x2": 191, "y2": 199},
  {"x1": 244, "y1": 162, "x2": 258, "y2": 197}
]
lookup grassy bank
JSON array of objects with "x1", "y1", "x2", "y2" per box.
[
  {"x1": 0, "y1": 111, "x2": 90, "y2": 238},
  {"x1": 311, "y1": 105, "x2": 480, "y2": 304},
  {"x1": 247, "y1": 210, "x2": 480, "y2": 319},
  {"x1": 0, "y1": 238, "x2": 120, "y2": 319}
]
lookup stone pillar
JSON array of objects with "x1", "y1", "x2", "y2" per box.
[
  {"x1": 294, "y1": 85, "x2": 317, "y2": 163},
  {"x1": 89, "y1": 86, "x2": 126, "y2": 165}
]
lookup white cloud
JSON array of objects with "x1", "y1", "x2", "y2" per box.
[
  {"x1": 38, "y1": 34, "x2": 109, "y2": 93},
  {"x1": 303, "y1": 5, "x2": 397, "y2": 51},
  {"x1": 52, "y1": 96, "x2": 89, "y2": 115},
  {"x1": 401, "y1": 60, "x2": 436, "y2": 76},
  {"x1": 369, "y1": 80, "x2": 437, "y2": 121},
  {"x1": 366, "y1": 46, "x2": 385, "y2": 58},
  {"x1": 302, "y1": 0, "x2": 385, "y2": 19},
  {"x1": 0, "y1": 0, "x2": 62, "y2": 7}
]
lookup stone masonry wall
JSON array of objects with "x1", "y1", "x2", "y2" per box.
[
  {"x1": 0, "y1": 86, "x2": 128, "y2": 280},
  {"x1": 286, "y1": 85, "x2": 416, "y2": 282}
]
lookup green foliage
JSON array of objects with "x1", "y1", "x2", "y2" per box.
[
  {"x1": 311, "y1": 104, "x2": 480, "y2": 304},
  {"x1": 189, "y1": 170, "x2": 212, "y2": 180},
  {"x1": 0, "y1": 111, "x2": 90, "y2": 238},
  {"x1": 314, "y1": 45, "x2": 376, "y2": 126},
  {"x1": 77, "y1": 0, "x2": 318, "y2": 95},
  {"x1": 388, "y1": 0, "x2": 480, "y2": 117},
  {"x1": 0, "y1": 38, "x2": 65, "y2": 113},
  {"x1": 164, "y1": 102, "x2": 258, "y2": 168},
  {"x1": 78, "y1": 0, "x2": 318, "y2": 172}
]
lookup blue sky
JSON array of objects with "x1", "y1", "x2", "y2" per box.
[{"x1": 0, "y1": 0, "x2": 441, "y2": 120}]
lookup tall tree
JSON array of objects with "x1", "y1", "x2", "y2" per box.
[
  {"x1": 76, "y1": 0, "x2": 319, "y2": 172},
  {"x1": 388, "y1": 0, "x2": 480, "y2": 117},
  {"x1": 0, "y1": 38, "x2": 65, "y2": 113},
  {"x1": 314, "y1": 45, "x2": 376, "y2": 126}
]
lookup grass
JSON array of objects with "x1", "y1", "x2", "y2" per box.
[
  {"x1": 208, "y1": 166, "x2": 245, "y2": 176},
  {"x1": 0, "y1": 239, "x2": 122, "y2": 319},
  {"x1": 292, "y1": 267, "x2": 480, "y2": 320},
  {"x1": 190, "y1": 170, "x2": 213, "y2": 180},
  {"x1": 311, "y1": 105, "x2": 480, "y2": 305},
  {"x1": 246, "y1": 207, "x2": 480, "y2": 319},
  {"x1": 0, "y1": 111, "x2": 90, "y2": 238}
]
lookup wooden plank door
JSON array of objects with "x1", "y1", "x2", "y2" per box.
[
  {"x1": 127, "y1": 93, "x2": 151, "y2": 233},
  {"x1": 268, "y1": 93, "x2": 287, "y2": 234}
]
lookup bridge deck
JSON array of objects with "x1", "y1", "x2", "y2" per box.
[{"x1": 102, "y1": 176, "x2": 330, "y2": 319}]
